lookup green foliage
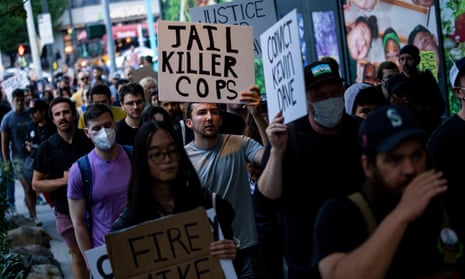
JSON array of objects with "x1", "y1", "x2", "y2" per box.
[
  {"x1": 0, "y1": 0, "x2": 28, "y2": 55},
  {"x1": 0, "y1": 0, "x2": 67, "y2": 55},
  {"x1": 0, "y1": 254, "x2": 25, "y2": 279},
  {"x1": 0, "y1": 162, "x2": 25, "y2": 279}
]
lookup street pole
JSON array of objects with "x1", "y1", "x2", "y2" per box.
[
  {"x1": 41, "y1": 0, "x2": 53, "y2": 76},
  {"x1": 145, "y1": 0, "x2": 158, "y2": 71},
  {"x1": 24, "y1": 0, "x2": 43, "y2": 75},
  {"x1": 68, "y1": 0, "x2": 77, "y2": 66},
  {"x1": 102, "y1": 0, "x2": 116, "y2": 73}
]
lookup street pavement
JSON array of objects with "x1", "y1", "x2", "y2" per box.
[{"x1": 13, "y1": 180, "x2": 74, "y2": 278}]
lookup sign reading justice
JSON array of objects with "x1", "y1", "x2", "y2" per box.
[{"x1": 157, "y1": 20, "x2": 254, "y2": 104}]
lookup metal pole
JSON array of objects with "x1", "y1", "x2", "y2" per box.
[
  {"x1": 102, "y1": 0, "x2": 116, "y2": 73},
  {"x1": 41, "y1": 0, "x2": 53, "y2": 76},
  {"x1": 68, "y1": 0, "x2": 77, "y2": 66},
  {"x1": 145, "y1": 0, "x2": 158, "y2": 71},
  {"x1": 24, "y1": 0, "x2": 43, "y2": 75}
]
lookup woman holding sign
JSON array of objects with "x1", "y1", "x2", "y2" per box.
[{"x1": 112, "y1": 121, "x2": 237, "y2": 260}]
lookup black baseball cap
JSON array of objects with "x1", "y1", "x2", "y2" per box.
[
  {"x1": 359, "y1": 105, "x2": 426, "y2": 153},
  {"x1": 304, "y1": 61, "x2": 342, "y2": 89}
]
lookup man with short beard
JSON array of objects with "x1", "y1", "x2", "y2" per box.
[
  {"x1": 312, "y1": 105, "x2": 461, "y2": 278},
  {"x1": 116, "y1": 83, "x2": 145, "y2": 145},
  {"x1": 32, "y1": 97, "x2": 94, "y2": 279}
]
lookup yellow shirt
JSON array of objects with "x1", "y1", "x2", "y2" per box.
[
  {"x1": 71, "y1": 90, "x2": 83, "y2": 108},
  {"x1": 78, "y1": 106, "x2": 126, "y2": 129}
]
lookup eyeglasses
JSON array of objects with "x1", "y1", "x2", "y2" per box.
[
  {"x1": 148, "y1": 148, "x2": 179, "y2": 163},
  {"x1": 124, "y1": 100, "x2": 144, "y2": 107},
  {"x1": 454, "y1": 87, "x2": 465, "y2": 91},
  {"x1": 81, "y1": 77, "x2": 89, "y2": 81}
]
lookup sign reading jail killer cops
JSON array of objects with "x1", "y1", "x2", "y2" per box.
[
  {"x1": 260, "y1": 9, "x2": 307, "y2": 124},
  {"x1": 105, "y1": 207, "x2": 225, "y2": 279},
  {"x1": 189, "y1": 0, "x2": 277, "y2": 58},
  {"x1": 157, "y1": 20, "x2": 254, "y2": 104}
]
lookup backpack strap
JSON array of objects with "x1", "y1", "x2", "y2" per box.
[
  {"x1": 121, "y1": 144, "x2": 133, "y2": 158},
  {"x1": 348, "y1": 192, "x2": 377, "y2": 235},
  {"x1": 77, "y1": 154, "x2": 93, "y2": 232}
]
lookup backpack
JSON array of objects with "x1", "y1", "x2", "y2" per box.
[{"x1": 77, "y1": 145, "x2": 133, "y2": 232}]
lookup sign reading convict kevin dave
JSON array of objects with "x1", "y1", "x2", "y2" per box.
[
  {"x1": 260, "y1": 9, "x2": 307, "y2": 124},
  {"x1": 105, "y1": 207, "x2": 225, "y2": 279},
  {"x1": 158, "y1": 20, "x2": 254, "y2": 104}
]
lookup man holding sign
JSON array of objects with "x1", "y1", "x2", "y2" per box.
[
  {"x1": 185, "y1": 86, "x2": 266, "y2": 279},
  {"x1": 256, "y1": 61, "x2": 365, "y2": 279}
]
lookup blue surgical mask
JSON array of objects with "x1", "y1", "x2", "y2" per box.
[
  {"x1": 312, "y1": 97, "x2": 344, "y2": 128},
  {"x1": 92, "y1": 128, "x2": 116, "y2": 150}
]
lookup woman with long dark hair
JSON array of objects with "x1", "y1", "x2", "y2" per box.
[{"x1": 112, "y1": 121, "x2": 237, "y2": 260}]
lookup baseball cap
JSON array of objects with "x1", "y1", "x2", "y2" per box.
[
  {"x1": 304, "y1": 61, "x2": 342, "y2": 89},
  {"x1": 359, "y1": 105, "x2": 426, "y2": 153},
  {"x1": 449, "y1": 57, "x2": 465, "y2": 87}
]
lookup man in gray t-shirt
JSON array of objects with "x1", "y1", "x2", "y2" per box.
[
  {"x1": 185, "y1": 94, "x2": 265, "y2": 279},
  {"x1": 1, "y1": 88, "x2": 35, "y2": 221}
]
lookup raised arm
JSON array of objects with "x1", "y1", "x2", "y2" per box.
[
  {"x1": 241, "y1": 85, "x2": 269, "y2": 146},
  {"x1": 318, "y1": 170, "x2": 447, "y2": 279},
  {"x1": 257, "y1": 112, "x2": 288, "y2": 200}
]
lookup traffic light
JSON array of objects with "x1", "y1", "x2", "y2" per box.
[{"x1": 18, "y1": 44, "x2": 26, "y2": 56}]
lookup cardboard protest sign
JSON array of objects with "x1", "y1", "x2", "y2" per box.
[
  {"x1": 260, "y1": 9, "x2": 307, "y2": 124},
  {"x1": 105, "y1": 207, "x2": 225, "y2": 279},
  {"x1": 157, "y1": 20, "x2": 254, "y2": 104},
  {"x1": 189, "y1": 0, "x2": 277, "y2": 59},
  {"x1": 86, "y1": 208, "x2": 237, "y2": 279}
]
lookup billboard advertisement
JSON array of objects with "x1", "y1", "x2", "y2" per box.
[{"x1": 342, "y1": 0, "x2": 441, "y2": 85}]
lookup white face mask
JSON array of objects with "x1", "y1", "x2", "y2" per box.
[
  {"x1": 312, "y1": 97, "x2": 344, "y2": 128},
  {"x1": 92, "y1": 128, "x2": 116, "y2": 150}
]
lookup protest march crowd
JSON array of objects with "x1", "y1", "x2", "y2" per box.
[{"x1": 1, "y1": 9, "x2": 465, "y2": 279}]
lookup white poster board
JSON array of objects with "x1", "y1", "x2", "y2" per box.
[
  {"x1": 260, "y1": 9, "x2": 307, "y2": 124},
  {"x1": 157, "y1": 20, "x2": 254, "y2": 104},
  {"x1": 2, "y1": 70, "x2": 30, "y2": 103},
  {"x1": 189, "y1": 0, "x2": 277, "y2": 59},
  {"x1": 38, "y1": 13, "x2": 54, "y2": 45}
]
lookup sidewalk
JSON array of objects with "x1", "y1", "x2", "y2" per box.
[{"x1": 13, "y1": 180, "x2": 74, "y2": 279}]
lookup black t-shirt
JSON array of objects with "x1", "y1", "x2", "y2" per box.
[
  {"x1": 427, "y1": 114, "x2": 465, "y2": 251},
  {"x1": 116, "y1": 119, "x2": 138, "y2": 146},
  {"x1": 34, "y1": 130, "x2": 94, "y2": 214},
  {"x1": 257, "y1": 114, "x2": 365, "y2": 276},
  {"x1": 312, "y1": 194, "x2": 450, "y2": 278}
]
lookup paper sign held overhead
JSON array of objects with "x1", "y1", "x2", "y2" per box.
[
  {"x1": 260, "y1": 9, "x2": 307, "y2": 124},
  {"x1": 157, "y1": 20, "x2": 255, "y2": 104},
  {"x1": 38, "y1": 13, "x2": 54, "y2": 45},
  {"x1": 189, "y1": 0, "x2": 277, "y2": 58}
]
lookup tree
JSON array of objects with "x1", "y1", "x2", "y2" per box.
[{"x1": 0, "y1": 0, "x2": 67, "y2": 66}]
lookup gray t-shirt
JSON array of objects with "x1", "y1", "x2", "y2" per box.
[
  {"x1": 185, "y1": 134, "x2": 262, "y2": 249},
  {"x1": 0, "y1": 110, "x2": 31, "y2": 159}
]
